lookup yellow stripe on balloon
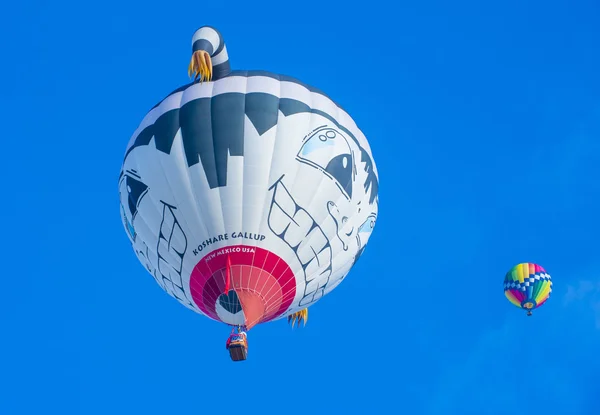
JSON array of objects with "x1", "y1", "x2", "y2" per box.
[
  {"x1": 517, "y1": 263, "x2": 527, "y2": 283},
  {"x1": 536, "y1": 281, "x2": 551, "y2": 303}
]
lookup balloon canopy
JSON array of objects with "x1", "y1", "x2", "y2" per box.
[
  {"x1": 118, "y1": 26, "x2": 380, "y2": 331},
  {"x1": 503, "y1": 263, "x2": 552, "y2": 316}
]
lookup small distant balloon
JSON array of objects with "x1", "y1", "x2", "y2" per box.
[{"x1": 503, "y1": 263, "x2": 552, "y2": 316}]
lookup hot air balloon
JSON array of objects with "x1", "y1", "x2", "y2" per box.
[
  {"x1": 118, "y1": 26, "x2": 379, "y2": 361},
  {"x1": 503, "y1": 263, "x2": 552, "y2": 316}
]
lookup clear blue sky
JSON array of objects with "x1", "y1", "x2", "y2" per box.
[{"x1": 2, "y1": 0, "x2": 600, "y2": 414}]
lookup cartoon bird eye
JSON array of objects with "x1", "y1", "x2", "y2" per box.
[
  {"x1": 125, "y1": 175, "x2": 149, "y2": 220},
  {"x1": 297, "y1": 127, "x2": 353, "y2": 199},
  {"x1": 118, "y1": 170, "x2": 149, "y2": 243},
  {"x1": 358, "y1": 214, "x2": 376, "y2": 236}
]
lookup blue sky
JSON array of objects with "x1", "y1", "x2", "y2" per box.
[{"x1": 2, "y1": 0, "x2": 600, "y2": 414}]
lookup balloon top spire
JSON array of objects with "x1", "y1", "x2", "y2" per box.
[{"x1": 188, "y1": 26, "x2": 231, "y2": 82}]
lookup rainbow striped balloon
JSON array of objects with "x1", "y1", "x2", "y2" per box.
[{"x1": 503, "y1": 263, "x2": 552, "y2": 316}]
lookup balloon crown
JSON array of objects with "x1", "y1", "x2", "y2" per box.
[{"x1": 188, "y1": 26, "x2": 232, "y2": 82}]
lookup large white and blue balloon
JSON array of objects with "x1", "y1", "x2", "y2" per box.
[{"x1": 118, "y1": 26, "x2": 379, "y2": 330}]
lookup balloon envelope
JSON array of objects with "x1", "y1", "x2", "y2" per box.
[
  {"x1": 503, "y1": 263, "x2": 552, "y2": 313},
  {"x1": 118, "y1": 27, "x2": 379, "y2": 330}
]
